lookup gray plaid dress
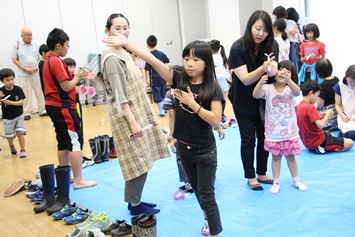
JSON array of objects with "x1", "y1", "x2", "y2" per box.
[{"x1": 101, "y1": 49, "x2": 170, "y2": 181}]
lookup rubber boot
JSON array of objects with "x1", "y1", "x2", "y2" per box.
[
  {"x1": 46, "y1": 165, "x2": 71, "y2": 214},
  {"x1": 89, "y1": 137, "x2": 101, "y2": 164},
  {"x1": 109, "y1": 136, "x2": 117, "y2": 158},
  {"x1": 34, "y1": 164, "x2": 55, "y2": 213},
  {"x1": 99, "y1": 135, "x2": 109, "y2": 162}
]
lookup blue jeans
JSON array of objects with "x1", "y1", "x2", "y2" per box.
[{"x1": 178, "y1": 142, "x2": 222, "y2": 235}]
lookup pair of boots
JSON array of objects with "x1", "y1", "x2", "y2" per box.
[
  {"x1": 89, "y1": 135, "x2": 116, "y2": 163},
  {"x1": 33, "y1": 164, "x2": 70, "y2": 214},
  {"x1": 131, "y1": 214, "x2": 156, "y2": 237}
]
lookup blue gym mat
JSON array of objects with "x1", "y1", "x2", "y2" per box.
[{"x1": 70, "y1": 128, "x2": 355, "y2": 237}]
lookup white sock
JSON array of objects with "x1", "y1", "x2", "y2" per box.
[{"x1": 270, "y1": 183, "x2": 280, "y2": 194}]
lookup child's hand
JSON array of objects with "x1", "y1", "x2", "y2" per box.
[
  {"x1": 102, "y1": 34, "x2": 128, "y2": 47},
  {"x1": 173, "y1": 87, "x2": 195, "y2": 106},
  {"x1": 75, "y1": 70, "x2": 89, "y2": 80},
  {"x1": 0, "y1": 91, "x2": 4, "y2": 98},
  {"x1": 326, "y1": 109, "x2": 334, "y2": 117},
  {"x1": 267, "y1": 60, "x2": 278, "y2": 77},
  {"x1": 259, "y1": 75, "x2": 269, "y2": 85},
  {"x1": 217, "y1": 127, "x2": 225, "y2": 140},
  {"x1": 169, "y1": 138, "x2": 176, "y2": 153},
  {"x1": 283, "y1": 68, "x2": 292, "y2": 84}
]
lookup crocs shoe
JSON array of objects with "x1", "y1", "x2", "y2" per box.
[
  {"x1": 52, "y1": 202, "x2": 79, "y2": 220},
  {"x1": 201, "y1": 222, "x2": 210, "y2": 236},
  {"x1": 64, "y1": 208, "x2": 91, "y2": 224},
  {"x1": 3, "y1": 179, "x2": 25, "y2": 197}
]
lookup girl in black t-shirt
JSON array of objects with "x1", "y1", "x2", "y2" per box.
[{"x1": 103, "y1": 36, "x2": 224, "y2": 236}]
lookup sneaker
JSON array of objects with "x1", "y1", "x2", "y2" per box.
[
  {"x1": 86, "y1": 229, "x2": 105, "y2": 237},
  {"x1": 101, "y1": 219, "x2": 125, "y2": 235},
  {"x1": 40, "y1": 112, "x2": 48, "y2": 116},
  {"x1": 84, "y1": 159, "x2": 95, "y2": 167},
  {"x1": 64, "y1": 208, "x2": 91, "y2": 224},
  {"x1": 201, "y1": 222, "x2": 210, "y2": 236},
  {"x1": 294, "y1": 182, "x2": 308, "y2": 191},
  {"x1": 35, "y1": 170, "x2": 41, "y2": 179},
  {"x1": 179, "y1": 182, "x2": 193, "y2": 193},
  {"x1": 20, "y1": 150, "x2": 26, "y2": 158},
  {"x1": 52, "y1": 202, "x2": 79, "y2": 220},
  {"x1": 110, "y1": 221, "x2": 132, "y2": 237},
  {"x1": 65, "y1": 227, "x2": 87, "y2": 237},
  {"x1": 10, "y1": 146, "x2": 17, "y2": 155},
  {"x1": 221, "y1": 115, "x2": 229, "y2": 124},
  {"x1": 24, "y1": 115, "x2": 31, "y2": 120},
  {"x1": 229, "y1": 118, "x2": 237, "y2": 128},
  {"x1": 25, "y1": 184, "x2": 42, "y2": 195},
  {"x1": 315, "y1": 145, "x2": 326, "y2": 154},
  {"x1": 77, "y1": 212, "x2": 110, "y2": 230}
]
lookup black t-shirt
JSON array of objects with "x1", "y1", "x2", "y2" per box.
[
  {"x1": 319, "y1": 76, "x2": 339, "y2": 106},
  {"x1": 228, "y1": 38, "x2": 279, "y2": 116},
  {"x1": 0, "y1": 85, "x2": 26, "y2": 119},
  {"x1": 171, "y1": 70, "x2": 224, "y2": 146}
]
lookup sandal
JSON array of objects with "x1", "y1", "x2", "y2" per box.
[
  {"x1": 247, "y1": 181, "x2": 263, "y2": 191},
  {"x1": 257, "y1": 178, "x2": 273, "y2": 184}
]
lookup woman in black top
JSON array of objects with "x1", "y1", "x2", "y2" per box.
[{"x1": 228, "y1": 10, "x2": 279, "y2": 190}]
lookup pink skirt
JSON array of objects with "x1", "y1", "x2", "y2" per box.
[{"x1": 264, "y1": 138, "x2": 301, "y2": 156}]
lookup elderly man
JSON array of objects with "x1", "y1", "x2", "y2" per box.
[{"x1": 11, "y1": 27, "x2": 47, "y2": 120}]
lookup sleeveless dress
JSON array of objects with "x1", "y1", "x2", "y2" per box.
[{"x1": 101, "y1": 48, "x2": 170, "y2": 181}]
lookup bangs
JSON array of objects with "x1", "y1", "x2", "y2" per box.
[{"x1": 182, "y1": 41, "x2": 209, "y2": 59}]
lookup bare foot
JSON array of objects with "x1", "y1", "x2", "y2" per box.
[{"x1": 73, "y1": 178, "x2": 98, "y2": 190}]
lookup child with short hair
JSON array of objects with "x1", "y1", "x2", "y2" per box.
[
  {"x1": 43, "y1": 28, "x2": 97, "y2": 189},
  {"x1": 253, "y1": 60, "x2": 306, "y2": 194},
  {"x1": 145, "y1": 35, "x2": 170, "y2": 116},
  {"x1": 296, "y1": 80, "x2": 353, "y2": 154},
  {"x1": 0, "y1": 68, "x2": 27, "y2": 158}
]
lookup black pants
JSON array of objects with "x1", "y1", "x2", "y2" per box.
[{"x1": 235, "y1": 113, "x2": 269, "y2": 178}]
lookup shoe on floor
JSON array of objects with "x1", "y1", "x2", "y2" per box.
[
  {"x1": 101, "y1": 219, "x2": 125, "y2": 234},
  {"x1": 25, "y1": 184, "x2": 42, "y2": 195},
  {"x1": 65, "y1": 227, "x2": 87, "y2": 237},
  {"x1": 247, "y1": 181, "x2": 263, "y2": 191},
  {"x1": 86, "y1": 229, "x2": 105, "y2": 237},
  {"x1": 40, "y1": 112, "x2": 48, "y2": 116},
  {"x1": 110, "y1": 221, "x2": 132, "y2": 237},
  {"x1": 179, "y1": 182, "x2": 193, "y2": 193},
  {"x1": 3, "y1": 179, "x2": 25, "y2": 197},
  {"x1": 52, "y1": 202, "x2": 79, "y2": 220},
  {"x1": 64, "y1": 208, "x2": 91, "y2": 224},
  {"x1": 24, "y1": 115, "x2": 31, "y2": 120}
]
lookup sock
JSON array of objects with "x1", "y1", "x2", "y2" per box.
[
  {"x1": 269, "y1": 178, "x2": 280, "y2": 194},
  {"x1": 130, "y1": 202, "x2": 160, "y2": 215},
  {"x1": 293, "y1": 177, "x2": 308, "y2": 191},
  {"x1": 157, "y1": 101, "x2": 164, "y2": 114}
]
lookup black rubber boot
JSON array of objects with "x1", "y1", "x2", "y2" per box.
[
  {"x1": 34, "y1": 164, "x2": 55, "y2": 213},
  {"x1": 89, "y1": 137, "x2": 101, "y2": 163},
  {"x1": 99, "y1": 135, "x2": 110, "y2": 162},
  {"x1": 109, "y1": 136, "x2": 117, "y2": 158},
  {"x1": 46, "y1": 165, "x2": 71, "y2": 214}
]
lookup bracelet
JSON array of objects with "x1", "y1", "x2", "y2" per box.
[{"x1": 197, "y1": 106, "x2": 202, "y2": 115}]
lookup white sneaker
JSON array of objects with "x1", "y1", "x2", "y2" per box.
[
  {"x1": 84, "y1": 159, "x2": 95, "y2": 167},
  {"x1": 66, "y1": 227, "x2": 87, "y2": 237}
]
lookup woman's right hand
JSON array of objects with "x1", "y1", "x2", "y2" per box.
[
  {"x1": 102, "y1": 34, "x2": 128, "y2": 47},
  {"x1": 129, "y1": 122, "x2": 143, "y2": 138}
]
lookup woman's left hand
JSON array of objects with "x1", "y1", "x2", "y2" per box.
[{"x1": 173, "y1": 87, "x2": 195, "y2": 106}]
